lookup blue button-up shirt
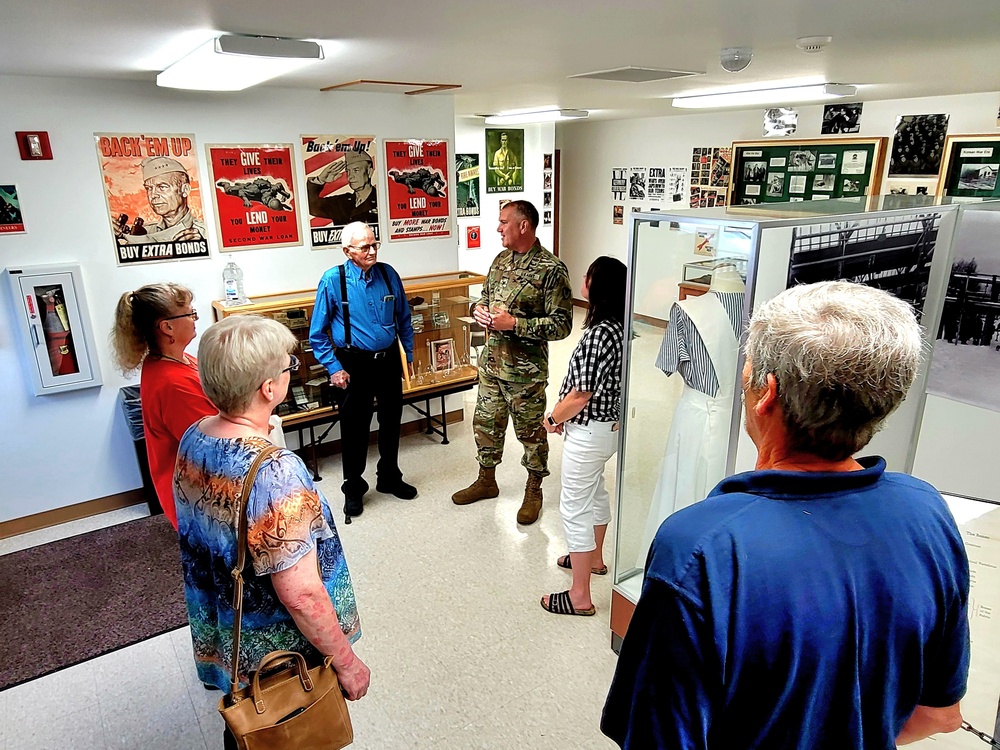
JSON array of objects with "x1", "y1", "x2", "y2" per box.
[{"x1": 309, "y1": 260, "x2": 414, "y2": 375}]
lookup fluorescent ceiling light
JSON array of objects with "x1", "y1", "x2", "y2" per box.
[
  {"x1": 672, "y1": 83, "x2": 857, "y2": 109},
  {"x1": 157, "y1": 35, "x2": 324, "y2": 91},
  {"x1": 483, "y1": 109, "x2": 589, "y2": 125}
]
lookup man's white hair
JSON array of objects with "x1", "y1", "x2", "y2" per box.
[
  {"x1": 745, "y1": 280, "x2": 923, "y2": 460},
  {"x1": 341, "y1": 222, "x2": 373, "y2": 248}
]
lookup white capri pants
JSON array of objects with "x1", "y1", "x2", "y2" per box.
[{"x1": 560, "y1": 419, "x2": 618, "y2": 553}]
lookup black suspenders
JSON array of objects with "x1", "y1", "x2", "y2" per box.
[{"x1": 337, "y1": 262, "x2": 394, "y2": 349}]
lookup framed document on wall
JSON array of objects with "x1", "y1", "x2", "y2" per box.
[{"x1": 727, "y1": 137, "x2": 888, "y2": 207}]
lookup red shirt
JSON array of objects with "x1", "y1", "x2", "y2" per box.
[{"x1": 140, "y1": 356, "x2": 216, "y2": 529}]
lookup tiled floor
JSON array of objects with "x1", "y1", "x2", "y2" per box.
[{"x1": 0, "y1": 311, "x2": 627, "y2": 750}]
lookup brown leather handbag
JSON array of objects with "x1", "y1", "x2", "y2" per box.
[{"x1": 218, "y1": 444, "x2": 354, "y2": 750}]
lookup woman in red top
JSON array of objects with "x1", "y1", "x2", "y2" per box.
[{"x1": 111, "y1": 283, "x2": 215, "y2": 529}]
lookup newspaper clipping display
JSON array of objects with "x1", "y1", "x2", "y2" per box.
[
  {"x1": 456, "y1": 153, "x2": 480, "y2": 217},
  {"x1": 301, "y1": 134, "x2": 378, "y2": 249},
  {"x1": 0, "y1": 184, "x2": 25, "y2": 234},
  {"x1": 647, "y1": 167, "x2": 666, "y2": 202},
  {"x1": 612, "y1": 168, "x2": 627, "y2": 200},
  {"x1": 384, "y1": 139, "x2": 451, "y2": 241},
  {"x1": 206, "y1": 144, "x2": 300, "y2": 251},
  {"x1": 95, "y1": 132, "x2": 209, "y2": 265}
]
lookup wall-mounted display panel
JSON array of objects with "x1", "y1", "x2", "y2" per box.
[
  {"x1": 727, "y1": 137, "x2": 888, "y2": 208},
  {"x1": 935, "y1": 134, "x2": 1000, "y2": 201},
  {"x1": 3, "y1": 263, "x2": 103, "y2": 395}
]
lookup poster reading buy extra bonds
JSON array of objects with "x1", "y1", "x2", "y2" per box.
[
  {"x1": 206, "y1": 144, "x2": 300, "y2": 251},
  {"x1": 95, "y1": 133, "x2": 210, "y2": 265},
  {"x1": 301, "y1": 135, "x2": 378, "y2": 248},
  {"x1": 384, "y1": 139, "x2": 451, "y2": 241}
]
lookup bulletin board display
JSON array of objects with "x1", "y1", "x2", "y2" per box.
[
  {"x1": 727, "y1": 137, "x2": 888, "y2": 208},
  {"x1": 936, "y1": 134, "x2": 1000, "y2": 200}
]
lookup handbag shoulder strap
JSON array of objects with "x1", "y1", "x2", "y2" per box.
[{"x1": 228, "y1": 442, "x2": 282, "y2": 699}]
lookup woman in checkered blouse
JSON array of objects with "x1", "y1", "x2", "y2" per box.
[{"x1": 540, "y1": 256, "x2": 627, "y2": 617}]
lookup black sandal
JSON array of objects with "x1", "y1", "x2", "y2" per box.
[
  {"x1": 556, "y1": 554, "x2": 608, "y2": 576},
  {"x1": 540, "y1": 590, "x2": 595, "y2": 616}
]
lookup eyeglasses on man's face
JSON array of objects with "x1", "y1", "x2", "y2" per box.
[
  {"x1": 281, "y1": 354, "x2": 300, "y2": 375},
  {"x1": 161, "y1": 310, "x2": 199, "y2": 322},
  {"x1": 348, "y1": 241, "x2": 380, "y2": 254}
]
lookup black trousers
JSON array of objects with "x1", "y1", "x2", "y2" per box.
[{"x1": 336, "y1": 347, "x2": 403, "y2": 496}]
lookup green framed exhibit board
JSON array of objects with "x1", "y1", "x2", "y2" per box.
[
  {"x1": 728, "y1": 137, "x2": 887, "y2": 207},
  {"x1": 936, "y1": 134, "x2": 1000, "y2": 200}
]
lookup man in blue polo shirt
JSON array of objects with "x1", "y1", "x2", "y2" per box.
[
  {"x1": 603, "y1": 281, "x2": 970, "y2": 749},
  {"x1": 310, "y1": 221, "x2": 416, "y2": 519}
]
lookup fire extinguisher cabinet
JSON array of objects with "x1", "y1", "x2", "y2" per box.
[{"x1": 4, "y1": 263, "x2": 103, "y2": 395}]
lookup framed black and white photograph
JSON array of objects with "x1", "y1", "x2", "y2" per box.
[
  {"x1": 842, "y1": 177, "x2": 862, "y2": 193},
  {"x1": 813, "y1": 174, "x2": 835, "y2": 192},
  {"x1": 763, "y1": 107, "x2": 798, "y2": 137},
  {"x1": 927, "y1": 211, "x2": 1000, "y2": 411},
  {"x1": 745, "y1": 184, "x2": 761, "y2": 196},
  {"x1": 544, "y1": 171, "x2": 553, "y2": 190},
  {"x1": 766, "y1": 173, "x2": 785, "y2": 196},
  {"x1": 786, "y1": 213, "x2": 941, "y2": 319},
  {"x1": 740, "y1": 198, "x2": 759, "y2": 205},
  {"x1": 743, "y1": 161, "x2": 767, "y2": 182},
  {"x1": 788, "y1": 150, "x2": 817, "y2": 172},
  {"x1": 543, "y1": 190, "x2": 553, "y2": 207},
  {"x1": 769, "y1": 156, "x2": 787, "y2": 168},
  {"x1": 889, "y1": 113, "x2": 950, "y2": 177},
  {"x1": 817, "y1": 153, "x2": 838, "y2": 170},
  {"x1": 543, "y1": 209, "x2": 552, "y2": 225},
  {"x1": 789, "y1": 174, "x2": 807, "y2": 193},
  {"x1": 821, "y1": 103, "x2": 863, "y2": 134},
  {"x1": 958, "y1": 163, "x2": 999, "y2": 191},
  {"x1": 841, "y1": 150, "x2": 868, "y2": 175}
]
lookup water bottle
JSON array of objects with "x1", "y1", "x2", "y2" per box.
[{"x1": 222, "y1": 261, "x2": 248, "y2": 305}]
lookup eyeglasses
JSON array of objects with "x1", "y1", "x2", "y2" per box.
[
  {"x1": 348, "y1": 242, "x2": 380, "y2": 253},
  {"x1": 161, "y1": 310, "x2": 199, "y2": 322},
  {"x1": 281, "y1": 354, "x2": 300, "y2": 375}
]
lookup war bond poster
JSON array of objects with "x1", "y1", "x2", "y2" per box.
[
  {"x1": 485, "y1": 129, "x2": 523, "y2": 193},
  {"x1": 384, "y1": 139, "x2": 451, "y2": 241},
  {"x1": 300, "y1": 134, "x2": 378, "y2": 248},
  {"x1": 456, "y1": 153, "x2": 480, "y2": 217}
]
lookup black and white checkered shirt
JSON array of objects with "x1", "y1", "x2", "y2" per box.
[{"x1": 559, "y1": 319, "x2": 624, "y2": 425}]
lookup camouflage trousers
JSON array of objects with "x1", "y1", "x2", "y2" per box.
[{"x1": 473, "y1": 370, "x2": 549, "y2": 476}]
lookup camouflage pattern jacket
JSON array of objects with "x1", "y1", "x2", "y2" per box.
[{"x1": 477, "y1": 241, "x2": 573, "y2": 383}]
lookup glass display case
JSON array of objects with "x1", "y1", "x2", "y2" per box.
[
  {"x1": 610, "y1": 196, "x2": 979, "y2": 650},
  {"x1": 212, "y1": 270, "x2": 485, "y2": 426},
  {"x1": 3, "y1": 263, "x2": 103, "y2": 395}
]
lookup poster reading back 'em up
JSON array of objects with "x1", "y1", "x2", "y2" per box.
[
  {"x1": 95, "y1": 133, "x2": 209, "y2": 265},
  {"x1": 384, "y1": 139, "x2": 451, "y2": 241},
  {"x1": 206, "y1": 144, "x2": 300, "y2": 251},
  {"x1": 301, "y1": 135, "x2": 378, "y2": 248}
]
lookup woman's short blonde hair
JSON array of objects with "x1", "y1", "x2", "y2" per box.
[
  {"x1": 745, "y1": 281, "x2": 924, "y2": 461},
  {"x1": 197, "y1": 316, "x2": 296, "y2": 415}
]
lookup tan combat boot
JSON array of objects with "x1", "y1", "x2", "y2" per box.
[
  {"x1": 452, "y1": 465, "x2": 500, "y2": 505},
  {"x1": 516, "y1": 472, "x2": 543, "y2": 525}
]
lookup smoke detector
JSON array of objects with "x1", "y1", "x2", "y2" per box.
[{"x1": 796, "y1": 36, "x2": 833, "y2": 53}]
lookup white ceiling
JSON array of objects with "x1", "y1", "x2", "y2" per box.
[{"x1": 3, "y1": 0, "x2": 1000, "y2": 120}]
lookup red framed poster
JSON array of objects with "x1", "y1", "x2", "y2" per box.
[
  {"x1": 383, "y1": 139, "x2": 451, "y2": 241},
  {"x1": 206, "y1": 144, "x2": 300, "y2": 251}
]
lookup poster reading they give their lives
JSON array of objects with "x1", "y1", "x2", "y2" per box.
[
  {"x1": 384, "y1": 139, "x2": 451, "y2": 241},
  {"x1": 301, "y1": 135, "x2": 379, "y2": 248},
  {"x1": 207, "y1": 144, "x2": 300, "y2": 251},
  {"x1": 95, "y1": 133, "x2": 209, "y2": 265}
]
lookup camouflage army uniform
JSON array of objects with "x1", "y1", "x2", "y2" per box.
[{"x1": 474, "y1": 241, "x2": 573, "y2": 475}]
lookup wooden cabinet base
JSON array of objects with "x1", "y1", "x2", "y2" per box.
[{"x1": 610, "y1": 588, "x2": 636, "y2": 653}]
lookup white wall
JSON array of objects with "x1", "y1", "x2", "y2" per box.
[
  {"x1": 454, "y1": 118, "x2": 555, "y2": 275},
  {"x1": 556, "y1": 91, "x2": 1000, "y2": 293},
  {"x1": 0, "y1": 74, "x2": 457, "y2": 522}
]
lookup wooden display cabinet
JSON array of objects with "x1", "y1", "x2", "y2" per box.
[{"x1": 211, "y1": 270, "x2": 486, "y2": 427}]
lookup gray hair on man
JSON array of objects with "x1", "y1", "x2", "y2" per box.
[
  {"x1": 341, "y1": 222, "x2": 372, "y2": 248},
  {"x1": 745, "y1": 280, "x2": 923, "y2": 461},
  {"x1": 198, "y1": 315, "x2": 297, "y2": 415}
]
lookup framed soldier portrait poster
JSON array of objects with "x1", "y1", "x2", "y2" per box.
[
  {"x1": 94, "y1": 132, "x2": 210, "y2": 265},
  {"x1": 485, "y1": 128, "x2": 524, "y2": 193},
  {"x1": 300, "y1": 134, "x2": 378, "y2": 249},
  {"x1": 206, "y1": 144, "x2": 300, "y2": 251},
  {"x1": 455, "y1": 153, "x2": 480, "y2": 217},
  {"x1": 384, "y1": 139, "x2": 451, "y2": 241}
]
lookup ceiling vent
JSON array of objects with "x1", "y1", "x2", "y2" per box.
[{"x1": 569, "y1": 66, "x2": 703, "y2": 83}]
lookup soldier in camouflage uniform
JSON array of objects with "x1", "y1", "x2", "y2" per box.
[{"x1": 452, "y1": 200, "x2": 573, "y2": 524}]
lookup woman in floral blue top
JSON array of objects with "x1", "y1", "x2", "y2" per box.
[{"x1": 173, "y1": 315, "x2": 369, "y2": 746}]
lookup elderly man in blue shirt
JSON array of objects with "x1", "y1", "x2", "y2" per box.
[{"x1": 310, "y1": 221, "x2": 416, "y2": 519}]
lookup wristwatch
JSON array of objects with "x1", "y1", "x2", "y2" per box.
[{"x1": 546, "y1": 414, "x2": 558, "y2": 427}]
